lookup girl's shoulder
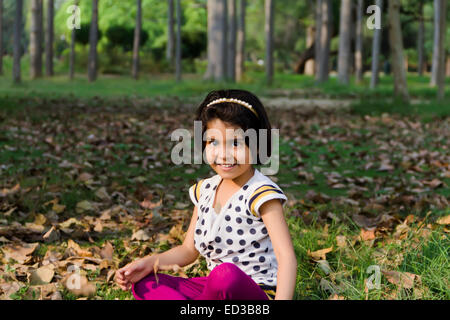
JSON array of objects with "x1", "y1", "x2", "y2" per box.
[
  {"x1": 245, "y1": 169, "x2": 288, "y2": 218},
  {"x1": 188, "y1": 174, "x2": 219, "y2": 206},
  {"x1": 247, "y1": 169, "x2": 285, "y2": 194}
]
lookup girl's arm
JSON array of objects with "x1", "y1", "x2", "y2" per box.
[
  {"x1": 117, "y1": 206, "x2": 200, "y2": 289},
  {"x1": 260, "y1": 199, "x2": 298, "y2": 300}
]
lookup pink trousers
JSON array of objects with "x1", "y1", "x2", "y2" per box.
[{"x1": 132, "y1": 262, "x2": 271, "y2": 300}]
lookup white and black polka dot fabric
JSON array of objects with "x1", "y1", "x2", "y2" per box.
[{"x1": 188, "y1": 168, "x2": 287, "y2": 287}]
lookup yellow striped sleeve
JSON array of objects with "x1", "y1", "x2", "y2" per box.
[
  {"x1": 248, "y1": 184, "x2": 287, "y2": 218},
  {"x1": 188, "y1": 179, "x2": 204, "y2": 206}
]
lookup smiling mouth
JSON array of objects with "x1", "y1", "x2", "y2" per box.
[{"x1": 215, "y1": 163, "x2": 237, "y2": 168}]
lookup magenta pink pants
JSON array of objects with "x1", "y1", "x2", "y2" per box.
[{"x1": 131, "y1": 262, "x2": 270, "y2": 300}]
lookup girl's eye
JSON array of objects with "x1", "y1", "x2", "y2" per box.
[
  {"x1": 209, "y1": 140, "x2": 218, "y2": 146},
  {"x1": 233, "y1": 140, "x2": 240, "y2": 147}
]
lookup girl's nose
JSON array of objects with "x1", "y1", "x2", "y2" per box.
[{"x1": 216, "y1": 143, "x2": 235, "y2": 163}]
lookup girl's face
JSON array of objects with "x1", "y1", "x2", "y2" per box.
[{"x1": 205, "y1": 118, "x2": 253, "y2": 180}]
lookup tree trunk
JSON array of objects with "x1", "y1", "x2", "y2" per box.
[
  {"x1": 446, "y1": 57, "x2": 450, "y2": 77},
  {"x1": 69, "y1": 26, "x2": 75, "y2": 80},
  {"x1": 417, "y1": 1, "x2": 425, "y2": 76},
  {"x1": 166, "y1": 0, "x2": 174, "y2": 63},
  {"x1": 227, "y1": 0, "x2": 236, "y2": 82},
  {"x1": 304, "y1": 26, "x2": 315, "y2": 75},
  {"x1": 222, "y1": 0, "x2": 228, "y2": 81},
  {"x1": 30, "y1": 0, "x2": 43, "y2": 79},
  {"x1": 88, "y1": 0, "x2": 99, "y2": 82},
  {"x1": 0, "y1": 0, "x2": 3, "y2": 76},
  {"x1": 175, "y1": 0, "x2": 181, "y2": 82},
  {"x1": 388, "y1": 0, "x2": 409, "y2": 103},
  {"x1": 13, "y1": 0, "x2": 23, "y2": 84},
  {"x1": 204, "y1": 0, "x2": 214, "y2": 80},
  {"x1": 354, "y1": 0, "x2": 364, "y2": 83},
  {"x1": 436, "y1": 0, "x2": 447, "y2": 99},
  {"x1": 430, "y1": 0, "x2": 445, "y2": 87},
  {"x1": 236, "y1": 0, "x2": 246, "y2": 82},
  {"x1": 370, "y1": 0, "x2": 382, "y2": 89},
  {"x1": 132, "y1": 0, "x2": 142, "y2": 80},
  {"x1": 45, "y1": 0, "x2": 54, "y2": 77},
  {"x1": 265, "y1": 0, "x2": 274, "y2": 85},
  {"x1": 338, "y1": 0, "x2": 352, "y2": 84},
  {"x1": 69, "y1": 0, "x2": 78, "y2": 80},
  {"x1": 317, "y1": 0, "x2": 331, "y2": 83},
  {"x1": 314, "y1": 0, "x2": 322, "y2": 80},
  {"x1": 204, "y1": 0, "x2": 226, "y2": 81}
]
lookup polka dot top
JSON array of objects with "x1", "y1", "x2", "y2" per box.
[{"x1": 188, "y1": 168, "x2": 288, "y2": 290}]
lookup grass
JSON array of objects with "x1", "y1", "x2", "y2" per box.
[
  {"x1": 1, "y1": 71, "x2": 449, "y2": 125},
  {"x1": 0, "y1": 67, "x2": 448, "y2": 300},
  {"x1": 1, "y1": 53, "x2": 449, "y2": 100},
  {"x1": 287, "y1": 210, "x2": 449, "y2": 300}
]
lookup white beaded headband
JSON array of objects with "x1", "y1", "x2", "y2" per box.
[{"x1": 206, "y1": 98, "x2": 259, "y2": 118}]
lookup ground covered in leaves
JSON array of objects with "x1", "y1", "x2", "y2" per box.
[{"x1": 0, "y1": 96, "x2": 449, "y2": 300}]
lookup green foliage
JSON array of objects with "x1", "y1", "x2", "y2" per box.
[
  {"x1": 179, "y1": 30, "x2": 207, "y2": 60},
  {"x1": 105, "y1": 25, "x2": 149, "y2": 52},
  {"x1": 75, "y1": 23, "x2": 103, "y2": 45}
]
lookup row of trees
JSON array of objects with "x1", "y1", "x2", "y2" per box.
[
  {"x1": 205, "y1": 0, "x2": 447, "y2": 101},
  {"x1": 2, "y1": 0, "x2": 448, "y2": 100},
  {"x1": 5, "y1": 0, "x2": 160, "y2": 82},
  {"x1": 309, "y1": 0, "x2": 447, "y2": 101}
]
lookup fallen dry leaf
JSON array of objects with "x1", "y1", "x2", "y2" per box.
[
  {"x1": 1, "y1": 242, "x2": 40, "y2": 264},
  {"x1": 307, "y1": 247, "x2": 333, "y2": 261},
  {"x1": 95, "y1": 187, "x2": 110, "y2": 201},
  {"x1": 33, "y1": 214, "x2": 47, "y2": 226},
  {"x1": 0, "y1": 183, "x2": 20, "y2": 197},
  {"x1": 37, "y1": 283, "x2": 58, "y2": 300},
  {"x1": 393, "y1": 221, "x2": 410, "y2": 239},
  {"x1": 28, "y1": 265, "x2": 55, "y2": 285},
  {"x1": 360, "y1": 229, "x2": 376, "y2": 241},
  {"x1": 316, "y1": 259, "x2": 331, "y2": 275},
  {"x1": 131, "y1": 229, "x2": 151, "y2": 241},
  {"x1": 67, "y1": 239, "x2": 93, "y2": 257},
  {"x1": 50, "y1": 291, "x2": 63, "y2": 300},
  {"x1": 352, "y1": 214, "x2": 378, "y2": 230},
  {"x1": 436, "y1": 215, "x2": 450, "y2": 225},
  {"x1": 59, "y1": 217, "x2": 85, "y2": 229},
  {"x1": 0, "y1": 281, "x2": 23, "y2": 299},
  {"x1": 78, "y1": 172, "x2": 94, "y2": 183},
  {"x1": 52, "y1": 203, "x2": 66, "y2": 214},
  {"x1": 100, "y1": 241, "x2": 114, "y2": 261},
  {"x1": 2, "y1": 207, "x2": 16, "y2": 217},
  {"x1": 93, "y1": 220, "x2": 103, "y2": 233},
  {"x1": 336, "y1": 235, "x2": 347, "y2": 248},
  {"x1": 140, "y1": 198, "x2": 162, "y2": 210},
  {"x1": 381, "y1": 270, "x2": 420, "y2": 289},
  {"x1": 43, "y1": 226, "x2": 60, "y2": 243},
  {"x1": 76, "y1": 200, "x2": 95, "y2": 214},
  {"x1": 422, "y1": 178, "x2": 443, "y2": 189}
]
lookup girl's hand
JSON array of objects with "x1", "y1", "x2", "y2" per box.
[{"x1": 115, "y1": 256, "x2": 155, "y2": 291}]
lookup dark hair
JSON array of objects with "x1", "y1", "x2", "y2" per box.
[{"x1": 195, "y1": 89, "x2": 272, "y2": 165}]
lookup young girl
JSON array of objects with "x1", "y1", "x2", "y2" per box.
[{"x1": 116, "y1": 89, "x2": 298, "y2": 300}]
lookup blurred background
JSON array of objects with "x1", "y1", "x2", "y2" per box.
[{"x1": 0, "y1": 0, "x2": 449, "y2": 301}]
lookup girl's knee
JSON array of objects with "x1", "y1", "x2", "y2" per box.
[
  {"x1": 208, "y1": 263, "x2": 243, "y2": 288},
  {"x1": 211, "y1": 263, "x2": 241, "y2": 276}
]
